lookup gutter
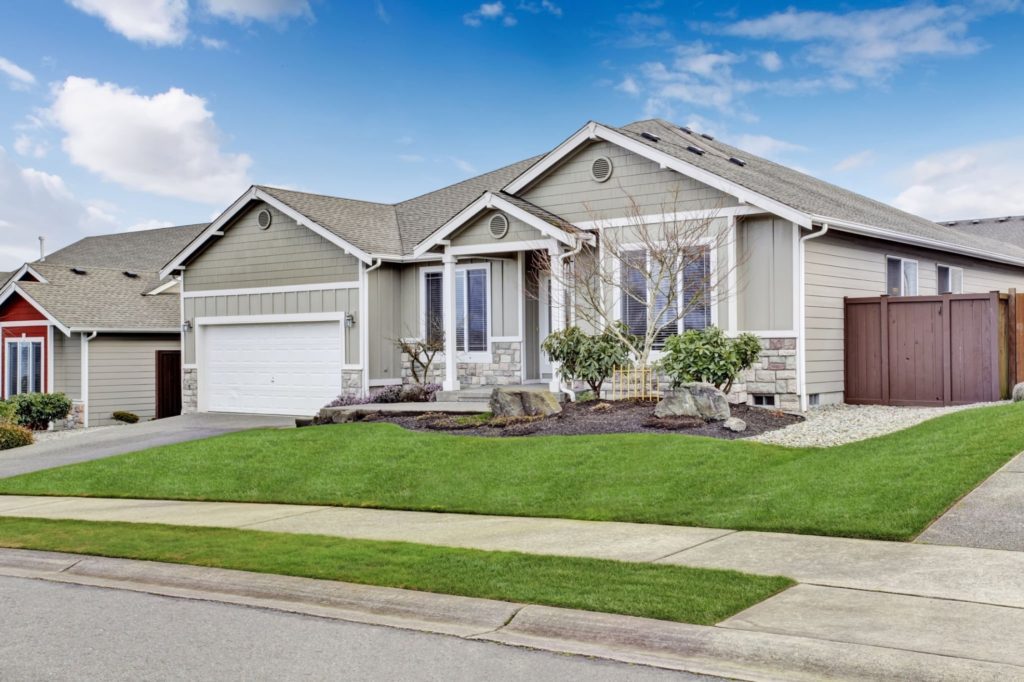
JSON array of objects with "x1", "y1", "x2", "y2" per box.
[{"x1": 797, "y1": 223, "x2": 830, "y2": 412}]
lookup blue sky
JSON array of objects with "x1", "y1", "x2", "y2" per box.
[{"x1": 1, "y1": 0, "x2": 1023, "y2": 269}]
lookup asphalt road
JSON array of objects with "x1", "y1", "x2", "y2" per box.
[{"x1": 0, "y1": 576, "x2": 717, "y2": 681}]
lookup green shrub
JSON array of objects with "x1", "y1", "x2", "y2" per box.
[
  {"x1": 0, "y1": 400, "x2": 15, "y2": 425},
  {"x1": 659, "y1": 327, "x2": 762, "y2": 393},
  {"x1": 0, "y1": 423, "x2": 33, "y2": 450},
  {"x1": 8, "y1": 392, "x2": 73, "y2": 430},
  {"x1": 112, "y1": 411, "x2": 139, "y2": 424},
  {"x1": 542, "y1": 324, "x2": 634, "y2": 394}
]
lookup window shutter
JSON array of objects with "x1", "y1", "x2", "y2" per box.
[
  {"x1": 424, "y1": 271, "x2": 444, "y2": 345},
  {"x1": 683, "y1": 246, "x2": 711, "y2": 331},
  {"x1": 621, "y1": 250, "x2": 648, "y2": 338},
  {"x1": 466, "y1": 269, "x2": 488, "y2": 352}
]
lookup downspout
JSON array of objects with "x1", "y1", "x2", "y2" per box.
[
  {"x1": 797, "y1": 224, "x2": 829, "y2": 412},
  {"x1": 80, "y1": 331, "x2": 97, "y2": 428},
  {"x1": 359, "y1": 259, "x2": 382, "y2": 397},
  {"x1": 553, "y1": 238, "x2": 585, "y2": 402}
]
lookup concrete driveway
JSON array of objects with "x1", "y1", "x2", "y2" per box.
[{"x1": 0, "y1": 413, "x2": 294, "y2": 479}]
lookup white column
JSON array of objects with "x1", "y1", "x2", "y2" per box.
[
  {"x1": 442, "y1": 252, "x2": 460, "y2": 392},
  {"x1": 548, "y1": 241, "x2": 565, "y2": 393},
  {"x1": 727, "y1": 214, "x2": 739, "y2": 333},
  {"x1": 80, "y1": 332, "x2": 89, "y2": 428}
]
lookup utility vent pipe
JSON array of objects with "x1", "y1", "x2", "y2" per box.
[{"x1": 38, "y1": 236, "x2": 45, "y2": 262}]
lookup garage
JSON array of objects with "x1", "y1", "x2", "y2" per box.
[{"x1": 200, "y1": 320, "x2": 343, "y2": 416}]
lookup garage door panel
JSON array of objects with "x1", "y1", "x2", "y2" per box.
[{"x1": 203, "y1": 321, "x2": 343, "y2": 416}]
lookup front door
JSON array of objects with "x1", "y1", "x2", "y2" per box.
[
  {"x1": 538, "y1": 273, "x2": 552, "y2": 376},
  {"x1": 155, "y1": 350, "x2": 182, "y2": 419}
]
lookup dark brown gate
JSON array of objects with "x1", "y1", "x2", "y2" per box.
[
  {"x1": 156, "y1": 350, "x2": 182, "y2": 419},
  {"x1": 844, "y1": 292, "x2": 1011, "y2": 406}
]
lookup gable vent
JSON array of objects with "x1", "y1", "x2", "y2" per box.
[
  {"x1": 489, "y1": 212, "x2": 510, "y2": 239},
  {"x1": 686, "y1": 145, "x2": 706, "y2": 156},
  {"x1": 640, "y1": 131, "x2": 661, "y2": 142},
  {"x1": 591, "y1": 156, "x2": 613, "y2": 183},
  {"x1": 728, "y1": 156, "x2": 746, "y2": 167},
  {"x1": 71, "y1": 267, "x2": 87, "y2": 275},
  {"x1": 257, "y1": 209, "x2": 273, "y2": 230}
]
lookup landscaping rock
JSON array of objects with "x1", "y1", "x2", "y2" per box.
[
  {"x1": 1013, "y1": 383, "x2": 1024, "y2": 402},
  {"x1": 399, "y1": 384, "x2": 429, "y2": 403},
  {"x1": 654, "y1": 383, "x2": 730, "y2": 421},
  {"x1": 489, "y1": 387, "x2": 561, "y2": 418},
  {"x1": 723, "y1": 417, "x2": 747, "y2": 433}
]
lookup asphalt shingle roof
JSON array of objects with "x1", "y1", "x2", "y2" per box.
[
  {"x1": 942, "y1": 216, "x2": 1024, "y2": 250},
  {"x1": 45, "y1": 223, "x2": 207, "y2": 270}
]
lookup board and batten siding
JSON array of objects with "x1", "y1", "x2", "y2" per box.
[
  {"x1": 87, "y1": 334, "x2": 179, "y2": 427},
  {"x1": 737, "y1": 217, "x2": 795, "y2": 331},
  {"x1": 450, "y1": 211, "x2": 542, "y2": 247},
  {"x1": 367, "y1": 264, "x2": 402, "y2": 383},
  {"x1": 804, "y1": 230, "x2": 1024, "y2": 399},
  {"x1": 182, "y1": 288, "x2": 360, "y2": 365},
  {"x1": 523, "y1": 141, "x2": 738, "y2": 224},
  {"x1": 52, "y1": 331, "x2": 81, "y2": 400},
  {"x1": 184, "y1": 202, "x2": 361, "y2": 291}
]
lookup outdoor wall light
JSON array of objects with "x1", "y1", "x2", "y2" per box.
[
  {"x1": 345, "y1": 313, "x2": 356, "y2": 329},
  {"x1": 181, "y1": 321, "x2": 192, "y2": 333}
]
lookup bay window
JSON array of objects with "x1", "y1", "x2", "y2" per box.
[
  {"x1": 620, "y1": 246, "x2": 712, "y2": 347},
  {"x1": 5, "y1": 338, "x2": 43, "y2": 397},
  {"x1": 423, "y1": 266, "x2": 489, "y2": 354}
]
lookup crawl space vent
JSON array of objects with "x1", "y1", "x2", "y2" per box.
[
  {"x1": 257, "y1": 209, "x2": 273, "y2": 230},
  {"x1": 489, "y1": 213, "x2": 510, "y2": 239},
  {"x1": 591, "y1": 156, "x2": 613, "y2": 183}
]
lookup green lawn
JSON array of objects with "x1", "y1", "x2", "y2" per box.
[
  {"x1": 0, "y1": 517, "x2": 791, "y2": 625},
  {"x1": 2, "y1": 403, "x2": 1022, "y2": 540}
]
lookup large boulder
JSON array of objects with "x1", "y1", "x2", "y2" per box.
[
  {"x1": 723, "y1": 417, "x2": 747, "y2": 433},
  {"x1": 1013, "y1": 382, "x2": 1024, "y2": 402},
  {"x1": 654, "y1": 382, "x2": 730, "y2": 421},
  {"x1": 399, "y1": 384, "x2": 429, "y2": 403},
  {"x1": 490, "y1": 387, "x2": 562, "y2": 418}
]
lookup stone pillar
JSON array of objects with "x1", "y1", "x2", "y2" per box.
[{"x1": 442, "y1": 252, "x2": 460, "y2": 392}]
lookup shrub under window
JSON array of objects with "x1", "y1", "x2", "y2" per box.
[{"x1": 659, "y1": 327, "x2": 762, "y2": 393}]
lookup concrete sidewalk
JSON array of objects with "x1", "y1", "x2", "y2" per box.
[{"x1": 4, "y1": 494, "x2": 1024, "y2": 674}]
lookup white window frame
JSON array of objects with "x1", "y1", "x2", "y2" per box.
[
  {"x1": 886, "y1": 256, "x2": 919, "y2": 296},
  {"x1": 4, "y1": 336, "x2": 44, "y2": 398},
  {"x1": 936, "y1": 263, "x2": 964, "y2": 295},
  {"x1": 419, "y1": 263, "x2": 492, "y2": 363},
  {"x1": 611, "y1": 240, "x2": 718, "y2": 358}
]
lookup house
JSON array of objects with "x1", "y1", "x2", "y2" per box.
[
  {"x1": 154, "y1": 118, "x2": 1024, "y2": 416},
  {"x1": 0, "y1": 225, "x2": 205, "y2": 426}
]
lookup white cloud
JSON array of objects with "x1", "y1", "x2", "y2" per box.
[
  {"x1": 128, "y1": 218, "x2": 175, "y2": 231},
  {"x1": 637, "y1": 42, "x2": 756, "y2": 115},
  {"x1": 67, "y1": 0, "x2": 189, "y2": 45},
  {"x1": 451, "y1": 157, "x2": 477, "y2": 173},
  {"x1": 732, "y1": 133, "x2": 806, "y2": 160},
  {"x1": 0, "y1": 57, "x2": 36, "y2": 90},
  {"x1": 833, "y1": 150, "x2": 875, "y2": 172},
  {"x1": 464, "y1": 1, "x2": 520, "y2": 27},
  {"x1": 892, "y1": 138, "x2": 1024, "y2": 219},
  {"x1": 758, "y1": 50, "x2": 782, "y2": 72},
  {"x1": 503, "y1": 14, "x2": 518, "y2": 26},
  {"x1": 480, "y1": 2, "x2": 504, "y2": 18},
  {"x1": 13, "y1": 134, "x2": 48, "y2": 159},
  {"x1": 616, "y1": 75, "x2": 641, "y2": 95},
  {"x1": 517, "y1": 1, "x2": 561, "y2": 16},
  {"x1": 375, "y1": 0, "x2": 390, "y2": 23},
  {"x1": 0, "y1": 146, "x2": 118, "y2": 270},
  {"x1": 202, "y1": 0, "x2": 311, "y2": 24},
  {"x1": 200, "y1": 36, "x2": 228, "y2": 49},
  {"x1": 48, "y1": 76, "x2": 252, "y2": 204}
]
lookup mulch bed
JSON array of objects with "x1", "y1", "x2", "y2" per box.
[{"x1": 365, "y1": 400, "x2": 803, "y2": 440}]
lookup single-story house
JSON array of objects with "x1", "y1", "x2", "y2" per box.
[
  {"x1": 152, "y1": 118, "x2": 1024, "y2": 416},
  {"x1": 0, "y1": 225, "x2": 205, "y2": 426}
]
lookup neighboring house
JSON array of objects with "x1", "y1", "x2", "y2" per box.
[
  {"x1": 156, "y1": 118, "x2": 1024, "y2": 416},
  {"x1": 0, "y1": 225, "x2": 205, "y2": 426}
]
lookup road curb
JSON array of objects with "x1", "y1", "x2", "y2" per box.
[{"x1": 0, "y1": 548, "x2": 1019, "y2": 681}]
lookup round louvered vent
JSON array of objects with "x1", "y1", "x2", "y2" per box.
[
  {"x1": 489, "y1": 212, "x2": 509, "y2": 239},
  {"x1": 591, "y1": 156, "x2": 613, "y2": 182},
  {"x1": 257, "y1": 209, "x2": 273, "y2": 230}
]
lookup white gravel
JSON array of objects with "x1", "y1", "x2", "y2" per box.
[
  {"x1": 749, "y1": 401, "x2": 1006, "y2": 448},
  {"x1": 30, "y1": 424, "x2": 122, "y2": 445}
]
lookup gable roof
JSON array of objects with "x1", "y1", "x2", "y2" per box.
[
  {"x1": 45, "y1": 223, "x2": 207, "y2": 271},
  {"x1": 942, "y1": 216, "x2": 1024, "y2": 250}
]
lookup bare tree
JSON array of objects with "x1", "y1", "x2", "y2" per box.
[
  {"x1": 534, "y1": 190, "x2": 740, "y2": 366},
  {"x1": 395, "y1": 317, "x2": 445, "y2": 385}
]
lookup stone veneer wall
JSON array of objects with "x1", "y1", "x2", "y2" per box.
[
  {"x1": 730, "y1": 337, "x2": 799, "y2": 411},
  {"x1": 400, "y1": 341, "x2": 522, "y2": 387},
  {"x1": 181, "y1": 366, "x2": 364, "y2": 412}
]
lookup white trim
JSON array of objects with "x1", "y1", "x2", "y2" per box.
[
  {"x1": 182, "y1": 280, "x2": 361, "y2": 300},
  {"x1": 342, "y1": 364, "x2": 362, "y2": 371},
  {"x1": 885, "y1": 255, "x2": 919, "y2": 296},
  {"x1": 80, "y1": 332, "x2": 97, "y2": 427},
  {"x1": 504, "y1": 122, "x2": 812, "y2": 229},
  {"x1": 145, "y1": 278, "x2": 179, "y2": 296},
  {"x1": 936, "y1": 263, "x2": 965, "y2": 295},
  {"x1": 726, "y1": 214, "x2": 738, "y2": 333},
  {"x1": 730, "y1": 330, "x2": 797, "y2": 338},
  {"x1": 413, "y1": 192, "x2": 585, "y2": 257},
  {"x1": 575, "y1": 205, "x2": 767, "y2": 231},
  {"x1": 46, "y1": 328, "x2": 54, "y2": 393},
  {"x1": 0, "y1": 285, "x2": 71, "y2": 336},
  {"x1": 160, "y1": 186, "x2": 373, "y2": 279},
  {"x1": 491, "y1": 336, "x2": 522, "y2": 342},
  {"x1": 68, "y1": 328, "x2": 180, "y2": 334},
  {"x1": 183, "y1": 363, "x2": 198, "y2": 370},
  {"x1": 797, "y1": 224, "x2": 830, "y2": 412},
  {"x1": 420, "y1": 262, "x2": 493, "y2": 357},
  {"x1": 5, "y1": 263, "x2": 49, "y2": 285},
  {"x1": 3, "y1": 336, "x2": 45, "y2": 399},
  {"x1": 518, "y1": 250, "x2": 527, "y2": 384},
  {"x1": 447, "y1": 239, "x2": 553, "y2": 257}
]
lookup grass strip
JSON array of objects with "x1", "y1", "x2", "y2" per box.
[
  {"x1": 2, "y1": 403, "x2": 1022, "y2": 540},
  {"x1": 0, "y1": 517, "x2": 792, "y2": 625}
]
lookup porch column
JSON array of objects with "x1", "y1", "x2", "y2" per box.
[
  {"x1": 442, "y1": 251, "x2": 460, "y2": 392},
  {"x1": 548, "y1": 241, "x2": 566, "y2": 393}
]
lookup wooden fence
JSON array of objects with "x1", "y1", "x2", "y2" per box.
[{"x1": 844, "y1": 291, "x2": 1021, "y2": 406}]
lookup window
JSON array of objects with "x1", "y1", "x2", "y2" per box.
[
  {"x1": 422, "y1": 266, "x2": 489, "y2": 354},
  {"x1": 886, "y1": 256, "x2": 918, "y2": 296},
  {"x1": 620, "y1": 246, "x2": 711, "y2": 347},
  {"x1": 5, "y1": 338, "x2": 42, "y2": 397},
  {"x1": 937, "y1": 264, "x2": 964, "y2": 294},
  {"x1": 752, "y1": 394, "x2": 775, "y2": 407}
]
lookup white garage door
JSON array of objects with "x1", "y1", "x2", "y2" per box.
[{"x1": 202, "y1": 321, "x2": 343, "y2": 416}]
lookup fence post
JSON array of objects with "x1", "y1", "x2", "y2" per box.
[
  {"x1": 879, "y1": 296, "x2": 890, "y2": 405},
  {"x1": 990, "y1": 291, "x2": 1002, "y2": 400},
  {"x1": 1009, "y1": 288, "x2": 1018, "y2": 386},
  {"x1": 941, "y1": 294, "x2": 952, "y2": 406}
]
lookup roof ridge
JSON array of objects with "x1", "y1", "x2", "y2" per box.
[{"x1": 256, "y1": 185, "x2": 396, "y2": 207}]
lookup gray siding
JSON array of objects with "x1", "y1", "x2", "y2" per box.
[
  {"x1": 87, "y1": 334, "x2": 179, "y2": 427},
  {"x1": 185, "y1": 202, "x2": 360, "y2": 291},
  {"x1": 451, "y1": 211, "x2": 543, "y2": 247},
  {"x1": 183, "y1": 287, "x2": 360, "y2": 365},
  {"x1": 53, "y1": 332, "x2": 81, "y2": 401},
  {"x1": 368, "y1": 264, "x2": 402, "y2": 382},
  {"x1": 804, "y1": 231, "x2": 1024, "y2": 398},
  {"x1": 737, "y1": 217, "x2": 794, "y2": 331},
  {"x1": 524, "y1": 141, "x2": 738, "y2": 224}
]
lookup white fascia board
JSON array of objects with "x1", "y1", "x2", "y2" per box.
[
  {"x1": 7, "y1": 263, "x2": 49, "y2": 284},
  {"x1": 503, "y1": 122, "x2": 813, "y2": 229},
  {"x1": 448, "y1": 239, "x2": 553, "y2": 257},
  {"x1": 160, "y1": 187, "x2": 373, "y2": 279},
  {"x1": 68, "y1": 328, "x2": 180, "y2": 334},
  {"x1": 812, "y1": 215, "x2": 1024, "y2": 269},
  {"x1": 0, "y1": 285, "x2": 70, "y2": 336},
  {"x1": 145, "y1": 278, "x2": 179, "y2": 296},
  {"x1": 413, "y1": 192, "x2": 582, "y2": 258}
]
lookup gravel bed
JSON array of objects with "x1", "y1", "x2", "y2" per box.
[
  {"x1": 30, "y1": 424, "x2": 122, "y2": 444},
  {"x1": 749, "y1": 401, "x2": 1006, "y2": 448}
]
